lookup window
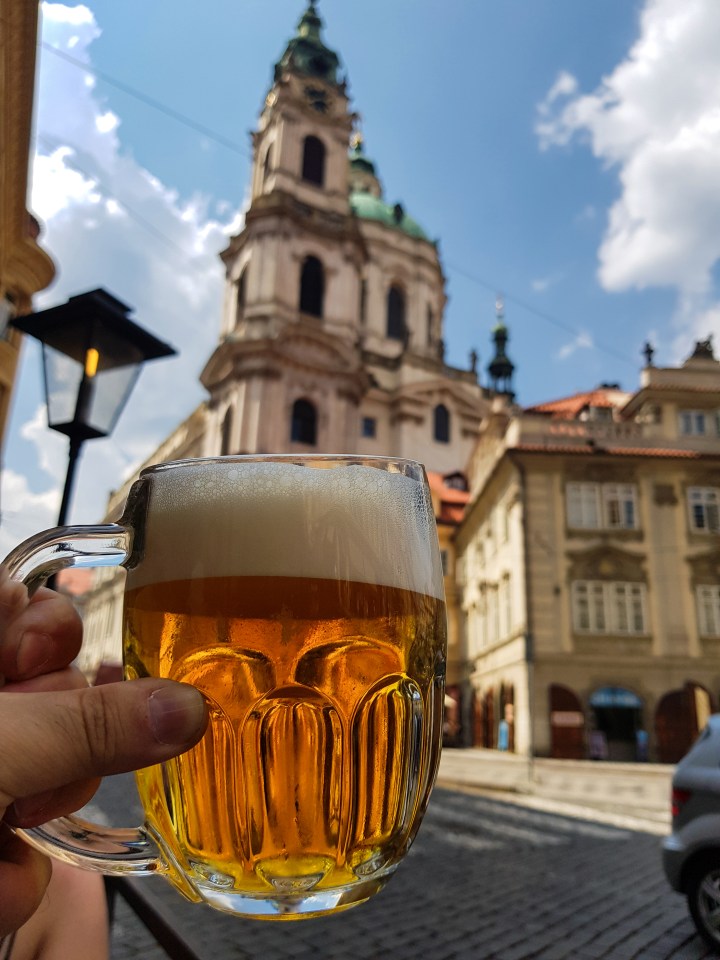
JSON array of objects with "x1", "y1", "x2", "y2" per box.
[
  {"x1": 434, "y1": 404, "x2": 450, "y2": 443},
  {"x1": 359, "y1": 279, "x2": 367, "y2": 326},
  {"x1": 299, "y1": 255, "x2": 324, "y2": 317},
  {"x1": 220, "y1": 408, "x2": 233, "y2": 456},
  {"x1": 571, "y1": 581, "x2": 647, "y2": 634},
  {"x1": 680, "y1": 410, "x2": 720, "y2": 436},
  {"x1": 236, "y1": 267, "x2": 247, "y2": 325},
  {"x1": 361, "y1": 416, "x2": 376, "y2": 438},
  {"x1": 688, "y1": 487, "x2": 720, "y2": 533},
  {"x1": 301, "y1": 135, "x2": 325, "y2": 186},
  {"x1": 386, "y1": 285, "x2": 406, "y2": 340},
  {"x1": 697, "y1": 586, "x2": 720, "y2": 637},
  {"x1": 499, "y1": 574, "x2": 512, "y2": 638},
  {"x1": 291, "y1": 399, "x2": 317, "y2": 445},
  {"x1": 566, "y1": 482, "x2": 637, "y2": 530},
  {"x1": 440, "y1": 550, "x2": 449, "y2": 576},
  {"x1": 426, "y1": 306, "x2": 434, "y2": 346},
  {"x1": 262, "y1": 146, "x2": 273, "y2": 183}
]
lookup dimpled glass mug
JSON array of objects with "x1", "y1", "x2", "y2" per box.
[{"x1": 4, "y1": 455, "x2": 447, "y2": 920}]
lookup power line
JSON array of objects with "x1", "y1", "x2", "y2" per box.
[
  {"x1": 40, "y1": 42, "x2": 252, "y2": 160},
  {"x1": 39, "y1": 43, "x2": 640, "y2": 371},
  {"x1": 446, "y1": 260, "x2": 638, "y2": 369}
]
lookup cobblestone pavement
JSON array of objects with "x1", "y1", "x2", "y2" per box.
[{"x1": 89, "y1": 777, "x2": 714, "y2": 960}]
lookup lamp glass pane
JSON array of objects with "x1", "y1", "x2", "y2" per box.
[
  {"x1": 88, "y1": 365, "x2": 142, "y2": 435},
  {"x1": 42, "y1": 345, "x2": 84, "y2": 430}
]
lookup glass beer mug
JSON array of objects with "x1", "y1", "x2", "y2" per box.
[{"x1": 4, "y1": 455, "x2": 447, "y2": 920}]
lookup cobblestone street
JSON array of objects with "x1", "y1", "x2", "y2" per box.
[{"x1": 96, "y1": 780, "x2": 712, "y2": 960}]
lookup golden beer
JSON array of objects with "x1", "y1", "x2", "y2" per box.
[
  {"x1": 122, "y1": 456, "x2": 446, "y2": 918},
  {"x1": 124, "y1": 575, "x2": 445, "y2": 915}
]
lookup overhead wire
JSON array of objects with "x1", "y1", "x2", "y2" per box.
[{"x1": 38, "y1": 40, "x2": 641, "y2": 371}]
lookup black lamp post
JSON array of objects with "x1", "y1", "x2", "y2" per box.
[{"x1": 11, "y1": 288, "x2": 176, "y2": 525}]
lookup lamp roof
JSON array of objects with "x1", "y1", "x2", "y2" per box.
[{"x1": 11, "y1": 288, "x2": 176, "y2": 370}]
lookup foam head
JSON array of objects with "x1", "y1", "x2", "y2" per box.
[{"x1": 125, "y1": 458, "x2": 444, "y2": 599}]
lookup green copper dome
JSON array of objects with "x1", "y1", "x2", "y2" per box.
[
  {"x1": 274, "y1": 2, "x2": 341, "y2": 85},
  {"x1": 349, "y1": 191, "x2": 429, "y2": 241}
]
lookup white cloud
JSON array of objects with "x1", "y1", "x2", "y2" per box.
[
  {"x1": 2, "y1": 2, "x2": 244, "y2": 551},
  {"x1": 557, "y1": 331, "x2": 593, "y2": 361},
  {"x1": 537, "y1": 0, "x2": 720, "y2": 329},
  {"x1": 531, "y1": 273, "x2": 563, "y2": 294}
]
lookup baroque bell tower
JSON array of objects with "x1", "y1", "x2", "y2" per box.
[
  {"x1": 200, "y1": 1, "x2": 370, "y2": 455},
  {"x1": 198, "y1": 0, "x2": 492, "y2": 471}
]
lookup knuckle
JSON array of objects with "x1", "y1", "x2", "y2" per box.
[{"x1": 77, "y1": 689, "x2": 122, "y2": 772}]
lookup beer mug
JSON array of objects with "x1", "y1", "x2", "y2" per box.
[{"x1": 4, "y1": 455, "x2": 447, "y2": 919}]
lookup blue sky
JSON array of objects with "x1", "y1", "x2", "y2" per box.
[{"x1": 3, "y1": 0, "x2": 720, "y2": 553}]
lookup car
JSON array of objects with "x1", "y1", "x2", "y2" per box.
[{"x1": 663, "y1": 715, "x2": 720, "y2": 952}]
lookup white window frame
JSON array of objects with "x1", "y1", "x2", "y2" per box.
[
  {"x1": 679, "y1": 409, "x2": 720, "y2": 437},
  {"x1": 571, "y1": 580, "x2": 647, "y2": 635},
  {"x1": 567, "y1": 482, "x2": 638, "y2": 531},
  {"x1": 688, "y1": 487, "x2": 720, "y2": 534},
  {"x1": 697, "y1": 585, "x2": 720, "y2": 637}
]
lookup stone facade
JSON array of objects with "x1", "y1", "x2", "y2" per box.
[{"x1": 455, "y1": 343, "x2": 720, "y2": 763}]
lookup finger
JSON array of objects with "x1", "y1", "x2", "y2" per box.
[
  {"x1": 0, "y1": 584, "x2": 82, "y2": 682},
  {"x1": 0, "y1": 678, "x2": 208, "y2": 808},
  {"x1": 7, "y1": 777, "x2": 101, "y2": 828},
  {"x1": 0, "y1": 824, "x2": 52, "y2": 939},
  {"x1": 5, "y1": 666, "x2": 88, "y2": 694}
]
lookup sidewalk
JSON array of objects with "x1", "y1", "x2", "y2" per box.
[{"x1": 436, "y1": 747, "x2": 674, "y2": 832}]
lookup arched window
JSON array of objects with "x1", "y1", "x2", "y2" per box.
[
  {"x1": 434, "y1": 403, "x2": 450, "y2": 443},
  {"x1": 220, "y1": 408, "x2": 233, "y2": 456},
  {"x1": 291, "y1": 398, "x2": 317, "y2": 445},
  {"x1": 427, "y1": 305, "x2": 434, "y2": 346},
  {"x1": 301, "y1": 136, "x2": 325, "y2": 186},
  {"x1": 386, "y1": 284, "x2": 406, "y2": 340},
  {"x1": 262, "y1": 146, "x2": 273, "y2": 183},
  {"x1": 300, "y1": 255, "x2": 324, "y2": 317},
  {"x1": 236, "y1": 266, "x2": 247, "y2": 325}
]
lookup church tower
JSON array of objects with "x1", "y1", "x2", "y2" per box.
[{"x1": 199, "y1": 1, "x2": 491, "y2": 472}]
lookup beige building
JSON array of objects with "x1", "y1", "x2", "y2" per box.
[
  {"x1": 455, "y1": 339, "x2": 720, "y2": 763},
  {"x1": 0, "y1": 0, "x2": 56, "y2": 455},
  {"x1": 75, "y1": 3, "x2": 505, "y2": 689}
]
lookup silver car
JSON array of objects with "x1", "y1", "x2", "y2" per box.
[{"x1": 663, "y1": 715, "x2": 720, "y2": 952}]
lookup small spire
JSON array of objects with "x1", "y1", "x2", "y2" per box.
[
  {"x1": 350, "y1": 130, "x2": 364, "y2": 151},
  {"x1": 487, "y1": 296, "x2": 515, "y2": 398},
  {"x1": 642, "y1": 340, "x2": 655, "y2": 367}
]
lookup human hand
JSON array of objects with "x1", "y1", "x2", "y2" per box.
[{"x1": 0, "y1": 568, "x2": 208, "y2": 938}]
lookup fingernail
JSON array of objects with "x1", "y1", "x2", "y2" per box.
[
  {"x1": 148, "y1": 684, "x2": 207, "y2": 745},
  {"x1": 16, "y1": 632, "x2": 53, "y2": 677}
]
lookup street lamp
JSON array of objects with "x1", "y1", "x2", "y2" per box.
[{"x1": 11, "y1": 288, "x2": 176, "y2": 525}]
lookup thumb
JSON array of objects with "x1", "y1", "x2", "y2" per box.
[{"x1": 0, "y1": 679, "x2": 208, "y2": 806}]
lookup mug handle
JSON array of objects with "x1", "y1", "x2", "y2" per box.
[{"x1": 2, "y1": 524, "x2": 165, "y2": 877}]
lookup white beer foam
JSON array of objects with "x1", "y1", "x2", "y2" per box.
[{"x1": 125, "y1": 460, "x2": 445, "y2": 600}]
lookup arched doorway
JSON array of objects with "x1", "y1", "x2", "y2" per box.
[
  {"x1": 655, "y1": 682, "x2": 716, "y2": 763},
  {"x1": 549, "y1": 684, "x2": 585, "y2": 759},
  {"x1": 589, "y1": 686, "x2": 643, "y2": 762}
]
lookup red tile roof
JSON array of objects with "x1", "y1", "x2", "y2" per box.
[
  {"x1": 514, "y1": 444, "x2": 718, "y2": 459},
  {"x1": 426, "y1": 470, "x2": 470, "y2": 526},
  {"x1": 525, "y1": 388, "x2": 631, "y2": 420}
]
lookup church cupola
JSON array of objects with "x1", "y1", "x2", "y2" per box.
[
  {"x1": 249, "y1": 1, "x2": 353, "y2": 213},
  {"x1": 274, "y1": 1, "x2": 342, "y2": 87},
  {"x1": 487, "y1": 296, "x2": 515, "y2": 397},
  {"x1": 348, "y1": 133, "x2": 382, "y2": 198}
]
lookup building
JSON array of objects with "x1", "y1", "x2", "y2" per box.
[
  {"x1": 0, "y1": 0, "x2": 56, "y2": 455},
  {"x1": 455, "y1": 338, "x2": 720, "y2": 763},
  {"x1": 75, "y1": 3, "x2": 509, "y2": 691}
]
